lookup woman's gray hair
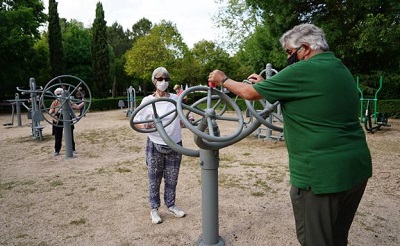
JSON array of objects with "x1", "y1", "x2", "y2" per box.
[
  {"x1": 279, "y1": 24, "x2": 329, "y2": 51},
  {"x1": 151, "y1": 67, "x2": 170, "y2": 82}
]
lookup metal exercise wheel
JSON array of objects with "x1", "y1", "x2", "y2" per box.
[
  {"x1": 40, "y1": 75, "x2": 91, "y2": 126},
  {"x1": 129, "y1": 98, "x2": 178, "y2": 133},
  {"x1": 185, "y1": 94, "x2": 228, "y2": 127},
  {"x1": 244, "y1": 64, "x2": 283, "y2": 133},
  {"x1": 129, "y1": 84, "x2": 275, "y2": 246},
  {"x1": 245, "y1": 98, "x2": 283, "y2": 132},
  {"x1": 177, "y1": 86, "x2": 244, "y2": 142},
  {"x1": 129, "y1": 97, "x2": 199, "y2": 157}
]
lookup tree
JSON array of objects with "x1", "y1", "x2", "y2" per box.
[
  {"x1": 48, "y1": 0, "x2": 65, "y2": 77},
  {"x1": 107, "y1": 22, "x2": 133, "y2": 97},
  {"x1": 91, "y1": 2, "x2": 110, "y2": 98},
  {"x1": 0, "y1": 0, "x2": 46, "y2": 99},
  {"x1": 191, "y1": 40, "x2": 232, "y2": 82},
  {"x1": 107, "y1": 22, "x2": 132, "y2": 58},
  {"x1": 173, "y1": 51, "x2": 202, "y2": 87},
  {"x1": 217, "y1": 0, "x2": 400, "y2": 75},
  {"x1": 131, "y1": 17, "x2": 152, "y2": 43},
  {"x1": 247, "y1": 0, "x2": 400, "y2": 73},
  {"x1": 236, "y1": 25, "x2": 287, "y2": 72},
  {"x1": 63, "y1": 20, "x2": 93, "y2": 87},
  {"x1": 214, "y1": 0, "x2": 261, "y2": 53},
  {"x1": 125, "y1": 20, "x2": 189, "y2": 93},
  {"x1": 31, "y1": 33, "x2": 51, "y2": 84}
]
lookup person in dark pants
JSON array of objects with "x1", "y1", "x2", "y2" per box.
[
  {"x1": 49, "y1": 88, "x2": 84, "y2": 156},
  {"x1": 52, "y1": 117, "x2": 75, "y2": 156},
  {"x1": 133, "y1": 67, "x2": 186, "y2": 224},
  {"x1": 208, "y1": 24, "x2": 372, "y2": 246}
]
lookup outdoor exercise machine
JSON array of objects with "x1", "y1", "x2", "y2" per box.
[
  {"x1": 127, "y1": 86, "x2": 136, "y2": 115},
  {"x1": 12, "y1": 78, "x2": 46, "y2": 140},
  {"x1": 40, "y1": 75, "x2": 92, "y2": 158},
  {"x1": 129, "y1": 84, "x2": 281, "y2": 246},
  {"x1": 356, "y1": 76, "x2": 390, "y2": 133},
  {"x1": 3, "y1": 93, "x2": 24, "y2": 127},
  {"x1": 119, "y1": 85, "x2": 136, "y2": 117},
  {"x1": 248, "y1": 63, "x2": 284, "y2": 141}
]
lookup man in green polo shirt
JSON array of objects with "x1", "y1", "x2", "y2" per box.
[{"x1": 208, "y1": 23, "x2": 372, "y2": 246}]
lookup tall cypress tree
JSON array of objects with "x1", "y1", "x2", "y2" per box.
[
  {"x1": 91, "y1": 2, "x2": 110, "y2": 98},
  {"x1": 48, "y1": 0, "x2": 65, "y2": 77}
]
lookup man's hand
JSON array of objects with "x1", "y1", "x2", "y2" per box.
[
  {"x1": 247, "y1": 74, "x2": 264, "y2": 83},
  {"x1": 208, "y1": 70, "x2": 226, "y2": 87}
]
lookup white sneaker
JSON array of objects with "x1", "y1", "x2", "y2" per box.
[
  {"x1": 150, "y1": 209, "x2": 162, "y2": 224},
  {"x1": 167, "y1": 205, "x2": 186, "y2": 218}
]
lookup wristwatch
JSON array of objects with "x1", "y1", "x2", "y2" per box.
[{"x1": 221, "y1": 76, "x2": 229, "y2": 86}]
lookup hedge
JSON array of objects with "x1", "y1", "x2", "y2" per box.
[{"x1": 87, "y1": 97, "x2": 400, "y2": 119}]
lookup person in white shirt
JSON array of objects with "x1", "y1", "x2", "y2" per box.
[{"x1": 134, "y1": 67, "x2": 186, "y2": 224}]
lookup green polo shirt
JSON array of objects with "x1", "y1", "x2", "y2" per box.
[{"x1": 253, "y1": 52, "x2": 372, "y2": 194}]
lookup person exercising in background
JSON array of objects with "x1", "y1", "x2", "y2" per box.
[
  {"x1": 49, "y1": 88, "x2": 84, "y2": 156},
  {"x1": 173, "y1": 84, "x2": 187, "y2": 103}
]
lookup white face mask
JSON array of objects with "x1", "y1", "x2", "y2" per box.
[{"x1": 156, "y1": 81, "x2": 169, "y2": 91}]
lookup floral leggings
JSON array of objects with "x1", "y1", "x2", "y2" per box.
[{"x1": 146, "y1": 138, "x2": 182, "y2": 209}]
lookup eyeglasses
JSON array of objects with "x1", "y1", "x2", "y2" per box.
[
  {"x1": 285, "y1": 46, "x2": 302, "y2": 56},
  {"x1": 155, "y1": 77, "x2": 170, "y2": 82}
]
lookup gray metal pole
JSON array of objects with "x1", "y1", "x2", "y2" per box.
[
  {"x1": 199, "y1": 149, "x2": 225, "y2": 246},
  {"x1": 62, "y1": 91, "x2": 74, "y2": 158},
  {"x1": 15, "y1": 93, "x2": 22, "y2": 127},
  {"x1": 29, "y1": 78, "x2": 40, "y2": 136},
  {"x1": 266, "y1": 63, "x2": 273, "y2": 79},
  {"x1": 267, "y1": 115, "x2": 272, "y2": 139},
  {"x1": 198, "y1": 122, "x2": 224, "y2": 246}
]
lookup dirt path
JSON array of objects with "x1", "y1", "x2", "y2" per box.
[{"x1": 0, "y1": 110, "x2": 399, "y2": 245}]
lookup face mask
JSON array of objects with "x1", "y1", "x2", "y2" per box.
[
  {"x1": 287, "y1": 51, "x2": 300, "y2": 65},
  {"x1": 156, "y1": 81, "x2": 169, "y2": 91}
]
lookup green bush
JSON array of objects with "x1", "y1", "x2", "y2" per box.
[
  {"x1": 87, "y1": 95, "x2": 400, "y2": 120},
  {"x1": 379, "y1": 100, "x2": 400, "y2": 119}
]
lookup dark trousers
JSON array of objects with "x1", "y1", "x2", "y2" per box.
[
  {"x1": 53, "y1": 124, "x2": 75, "y2": 152},
  {"x1": 290, "y1": 181, "x2": 368, "y2": 246}
]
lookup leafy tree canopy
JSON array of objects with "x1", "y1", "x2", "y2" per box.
[
  {"x1": 131, "y1": 17, "x2": 152, "y2": 42},
  {"x1": 91, "y1": 1, "x2": 110, "y2": 98},
  {"x1": 125, "y1": 20, "x2": 188, "y2": 83},
  {"x1": 217, "y1": 0, "x2": 400, "y2": 74},
  {"x1": 63, "y1": 20, "x2": 92, "y2": 85},
  {"x1": 0, "y1": 0, "x2": 46, "y2": 98},
  {"x1": 108, "y1": 22, "x2": 132, "y2": 58}
]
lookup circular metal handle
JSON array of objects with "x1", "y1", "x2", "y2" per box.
[
  {"x1": 40, "y1": 75, "x2": 91, "y2": 126},
  {"x1": 176, "y1": 86, "x2": 244, "y2": 142}
]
